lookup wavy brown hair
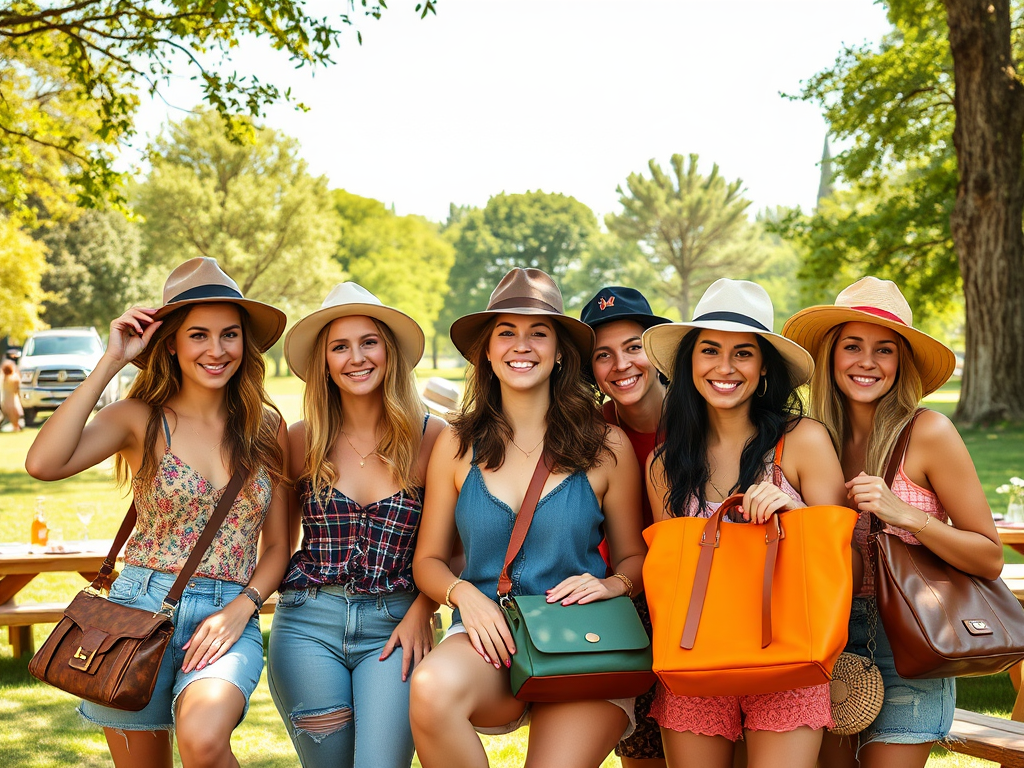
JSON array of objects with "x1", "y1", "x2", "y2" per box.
[
  {"x1": 451, "y1": 316, "x2": 610, "y2": 474},
  {"x1": 810, "y1": 323, "x2": 923, "y2": 476},
  {"x1": 298, "y1": 318, "x2": 426, "y2": 502},
  {"x1": 114, "y1": 303, "x2": 284, "y2": 489}
]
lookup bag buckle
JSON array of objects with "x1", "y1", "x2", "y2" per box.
[
  {"x1": 154, "y1": 601, "x2": 176, "y2": 619},
  {"x1": 499, "y1": 594, "x2": 512, "y2": 609},
  {"x1": 700, "y1": 528, "x2": 721, "y2": 548},
  {"x1": 69, "y1": 645, "x2": 96, "y2": 672}
]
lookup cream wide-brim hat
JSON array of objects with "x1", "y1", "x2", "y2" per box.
[
  {"x1": 134, "y1": 257, "x2": 286, "y2": 368},
  {"x1": 643, "y1": 278, "x2": 814, "y2": 387},
  {"x1": 449, "y1": 267, "x2": 595, "y2": 361},
  {"x1": 782, "y1": 276, "x2": 955, "y2": 396},
  {"x1": 284, "y1": 283, "x2": 425, "y2": 381},
  {"x1": 421, "y1": 377, "x2": 461, "y2": 414}
]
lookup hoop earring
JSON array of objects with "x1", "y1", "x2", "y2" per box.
[{"x1": 757, "y1": 377, "x2": 767, "y2": 397}]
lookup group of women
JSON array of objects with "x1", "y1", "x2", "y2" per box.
[{"x1": 25, "y1": 256, "x2": 1002, "y2": 768}]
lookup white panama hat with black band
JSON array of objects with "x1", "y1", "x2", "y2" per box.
[{"x1": 643, "y1": 278, "x2": 814, "y2": 387}]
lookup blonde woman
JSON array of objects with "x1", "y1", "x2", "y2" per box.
[
  {"x1": 784, "y1": 277, "x2": 1003, "y2": 768},
  {"x1": 25, "y1": 258, "x2": 290, "y2": 768},
  {"x1": 267, "y1": 283, "x2": 444, "y2": 768}
]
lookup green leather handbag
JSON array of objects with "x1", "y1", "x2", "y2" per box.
[{"x1": 498, "y1": 455, "x2": 655, "y2": 703}]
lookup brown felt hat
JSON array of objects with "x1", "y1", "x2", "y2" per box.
[
  {"x1": 134, "y1": 257, "x2": 286, "y2": 368},
  {"x1": 449, "y1": 268, "x2": 594, "y2": 360},
  {"x1": 782, "y1": 277, "x2": 955, "y2": 396}
]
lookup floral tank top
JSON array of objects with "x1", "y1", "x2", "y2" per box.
[{"x1": 123, "y1": 411, "x2": 273, "y2": 584}]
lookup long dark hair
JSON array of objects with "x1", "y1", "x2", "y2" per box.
[
  {"x1": 653, "y1": 328, "x2": 803, "y2": 518},
  {"x1": 451, "y1": 316, "x2": 610, "y2": 474}
]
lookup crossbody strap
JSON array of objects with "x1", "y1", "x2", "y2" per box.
[
  {"x1": 91, "y1": 470, "x2": 248, "y2": 613},
  {"x1": 497, "y1": 454, "x2": 552, "y2": 598}
]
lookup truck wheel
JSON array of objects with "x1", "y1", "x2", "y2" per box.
[{"x1": 23, "y1": 408, "x2": 38, "y2": 427}]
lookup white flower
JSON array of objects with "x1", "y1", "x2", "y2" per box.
[
  {"x1": 998, "y1": 485, "x2": 1012, "y2": 494},
  {"x1": 1011, "y1": 477, "x2": 1024, "y2": 487}
]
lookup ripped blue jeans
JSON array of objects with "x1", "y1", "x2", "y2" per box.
[
  {"x1": 846, "y1": 597, "x2": 955, "y2": 748},
  {"x1": 267, "y1": 586, "x2": 416, "y2": 768}
]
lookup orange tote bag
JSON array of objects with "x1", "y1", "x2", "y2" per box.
[{"x1": 643, "y1": 495, "x2": 857, "y2": 697}]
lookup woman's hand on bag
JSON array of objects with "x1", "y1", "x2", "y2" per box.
[
  {"x1": 380, "y1": 596, "x2": 436, "y2": 682},
  {"x1": 846, "y1": 472, "x2": 921, "y2": 530},
  {"x1": 181, "y1": 597, "x2": 253, "y2": 673},
  {"x1": 546, "y1": 572, "x2": 624, "y2": 606},
  {"x1": 107, "y1": 307, "x2": 161, "y2": 366},
  {"x1": 739, "y1": 482, "x2": 803, "y2": 524},
  {"x1": 451, "y1": 582, "x2": 516, "y2": 670}
]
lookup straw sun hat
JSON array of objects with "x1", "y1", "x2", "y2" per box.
[
  {"x1": 782, "y1": 277, "x2": 956, "y2": 396},
  {"x1": 449, "y1": 268, "x2": 595, "y2": 360},
  {"x1": 284, "y1": 283, "x2": 425, "y2": 381},
  {"x1": 134, "y1": 257, "x2": 286, "y2": 368},
  {"x1": 642, "y1": 279, "x2": 814, "y2": 387}
]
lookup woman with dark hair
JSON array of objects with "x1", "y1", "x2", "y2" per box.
[
  {"x1": 642, "y1": 279, "x2": 847, "y2": 768},
  {"x1": 25, "y1": 258, "x2": 290, "y2": 768},
  {"x1": 409, "y1": 268, "x2": 648, "y2": 768},
  {"x1": 784, "y1": 278, "x2": 1003, "y2": 768},
  {"x1": 267, "y1": 283, "x2": 444, "y2": 768},
  {"x1": 581, "y1": 285, "x2": 669, "y2": 768}
]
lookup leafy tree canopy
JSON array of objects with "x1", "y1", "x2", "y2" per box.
[
  {"x1": 0, "y1": 217, "x2": 46, "y2": 340},
  {"x1": 0, "y1": 0, "x2": 437, "y2": 217},
  {"x1": 135, "y1": 108, "x2": 343, "y2": 313}
]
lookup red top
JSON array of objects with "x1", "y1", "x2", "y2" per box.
[{"x1": 599, "y1": 400, "x2": 659, "y2": 566}]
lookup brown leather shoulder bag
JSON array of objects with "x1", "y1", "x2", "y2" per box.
[
  {"x1": 872, "y1": 411, "x2": 1024, "y2": 678},
  {"x1": 29, "y1": 471, "x2": 246, "y2": 710}
]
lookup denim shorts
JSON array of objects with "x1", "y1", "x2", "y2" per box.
[
  {"x1": 78, "y1": 564, "x2": 265, "y2": 731},
  {"x1": 845, "y1": 597, "x2": 955, "y2": 748}
]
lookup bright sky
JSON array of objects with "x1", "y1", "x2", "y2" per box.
[{"x1": 129, "y1": 0, "x2": 891, "y2": 224}]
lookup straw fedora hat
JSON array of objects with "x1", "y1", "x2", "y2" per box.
[
  {"x1": 284, "y1": 282, "x2": 424, "y2": 381},
  {"x1": 134, "y1": 257, "x2": 286, "y2": 368},
  {"x1": 421, "y1": 377, "x2": 461, "y2": 414},
  {"x1": 449, "y1": 268, "x2": 595, "y2": 360},
  {"x1": 643, "y1": 278, "x2": 814, "y2": 387},
  {"x1": 782, "y1": 276, "x2": 955, "y2": 396}
]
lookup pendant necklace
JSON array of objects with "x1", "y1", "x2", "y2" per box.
[
  {"x1": 510, "y1": 435, "x2": 544, "y2": 458},
  {"x1": 341, "y1": 430, "x2": 383, "y2": 468}
]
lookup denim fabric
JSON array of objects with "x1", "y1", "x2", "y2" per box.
[
  {"x1": 453, "y1": 464, "x2": 607, "y2": 622},
  {"x1": 267, "y1": 586, "x2": 417, "y2": 768},
  {"x1": 78, "y1": 565, "x2": 264, "y2": 730},
  {"x1": 846, "y1": 597, "x2": 955, "y2": 747}
]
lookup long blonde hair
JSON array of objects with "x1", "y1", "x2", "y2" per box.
[
  {"x1": 810, "y1": 323, "x2": 923, "y2": 475},
  {"x1": 114, "y1": 303, "x2": 284, "y2": 488},
  {"x1": 299, "y1": 318, "x2": 425, "y2": 501}
]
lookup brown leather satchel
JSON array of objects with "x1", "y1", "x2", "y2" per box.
[
  {"x1": 29, "y1": 471, "x2": 246, "y2": 710},
  {"x1": 872, "y1": 411, "x2": 1024, "y2": 678}
]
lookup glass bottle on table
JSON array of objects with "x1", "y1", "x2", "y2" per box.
[{"x1": 30, "y1": 496, "x2": 48, "y2": 552}]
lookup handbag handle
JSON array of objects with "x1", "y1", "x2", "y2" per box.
[
  {"x1": 870, "y1": 409, "x2": 923, "y2": 538},
  {"x1": 497, "y1": 454, "x2": 552, "y2": 598},
  {"x1": 679, "y1": 497, "x2": 783, "y2": 650},
  {"x1": 90, "y1": 470, "x2": 248, "y2": 615}
]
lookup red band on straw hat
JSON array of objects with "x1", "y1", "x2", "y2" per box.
[{"x1": 850, "y1": 306, "x2": 907, "y2": 326}]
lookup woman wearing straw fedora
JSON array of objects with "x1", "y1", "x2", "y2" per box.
[
  {"x1": 409, "y1": 268, "x2": 648, "y2": 768},
  {"x1": 267, "y1": 283, "x2": 444, "y2": 768},
  {"x1": 26, "y1": 257, "x2": 290, "y2": 768},
  {"x1": 581, "y1": 285, "x2": 669, "y2": 768},
  {"x1": 642, "y1": 279, "x2": 847, "y2": 768},
  {"x1": 783, "y1": 278, "x2": 1003, "y2": 768}
]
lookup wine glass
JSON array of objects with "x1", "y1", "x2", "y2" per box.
[{"x1": 75, "y1": 503, "x2": 95, "y2": 543}]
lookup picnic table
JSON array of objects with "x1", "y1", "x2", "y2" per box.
[
  {"x1": 0, "y1": 541, "x2": 116, "y2": 657},
  {"x1": 998, "y1": 525, "x2": 1024, "y2": 557}
]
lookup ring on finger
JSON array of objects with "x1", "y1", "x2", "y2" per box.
[{"x1": 211, "y1": 639, "x2": 222, "y2": 648}]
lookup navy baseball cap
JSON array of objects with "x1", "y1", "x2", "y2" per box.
[{"x1": 580, "y1": 286, "x2": 670, "y2": 330}]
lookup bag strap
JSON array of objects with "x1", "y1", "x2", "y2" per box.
[
  {"x1": 497, "y1": 454, "x2": 552, "y2": 598},
  {"x1": 870, "y1": 409, "x2": 924, "y2": 536},
  {"x1": 90, "y1": 470, "x2": 248, "y2": 613},
  {"x1": 680, "y1": 495, "x2": 783, "y2": 650},
  {"x1": 771, "y1": 433, "x2": 785, "y2": 487}
]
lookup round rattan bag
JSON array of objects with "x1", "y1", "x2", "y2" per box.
[{"x1": 829, "y1": 652, "x2": 885, "y2": 736}]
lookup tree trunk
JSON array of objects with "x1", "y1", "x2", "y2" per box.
[{"x1": 945, "y1": 0, "x2": 1024, "y2": 423}]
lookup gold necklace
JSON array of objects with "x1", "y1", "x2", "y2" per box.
[
  {"x1": 707, "y1": 476, "x2": 732, "y2": 500},
  {"x1": 510, "y1": 435, "x2": 544, "y2": 458},
  {"x1": 341, "y1": 430, "x2": 382, "y2": 468}
]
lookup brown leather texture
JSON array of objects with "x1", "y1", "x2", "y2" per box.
[
  {"x1": 497, "y1": 454, "x2": 552, "y2": 597},
  {"x1": 872, "y1": 411, "x2": 1024, "y2": 679},
  {"x1": 515, "y1": 671, "x2": 655, "y2": 702},
  {"x1": 28, "y1": 591, "x2": 173, "y2": 711}
]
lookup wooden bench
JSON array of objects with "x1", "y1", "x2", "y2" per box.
[
  {"x1": 945, "y1": 708, "x2": 1024, "y2": 767},
  {"x1": 0, "y1": 592, "x2": 281, "y2": 657}
]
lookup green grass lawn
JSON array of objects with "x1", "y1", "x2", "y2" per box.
[{"x1": 0, "y1": 375, "x2": 1019, "y2": 767}]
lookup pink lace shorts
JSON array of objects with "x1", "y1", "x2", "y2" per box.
[{"x1": 649, "y1": 682, "x2": 833, "y2": 742}]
